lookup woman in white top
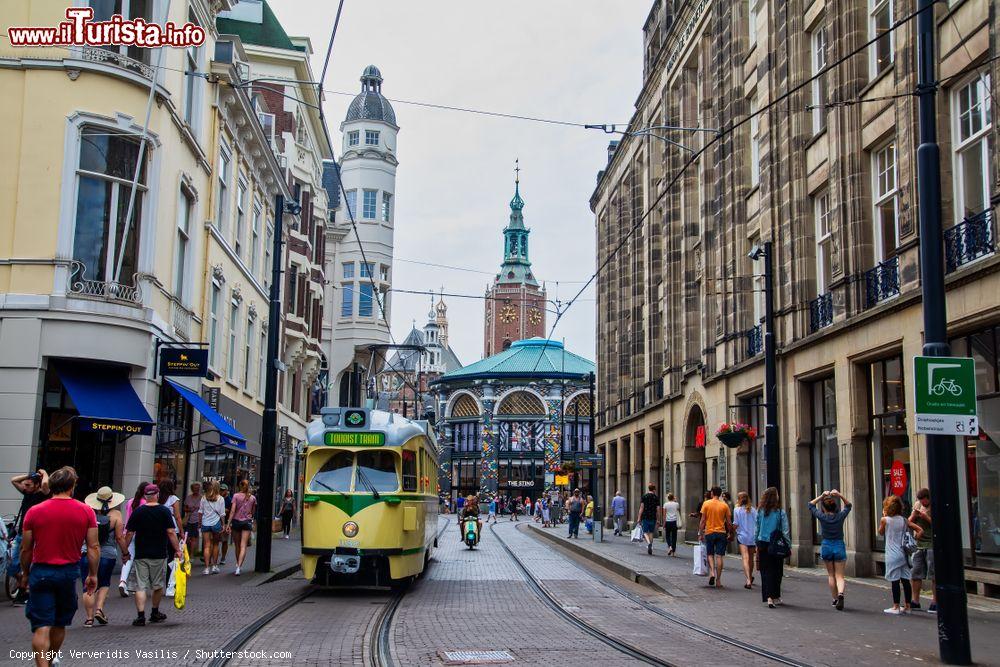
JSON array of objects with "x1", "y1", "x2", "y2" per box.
[
  {"x1": 662, "y1": 494, "x2": 681, "y2": 556},
  {"x1": 199, "y1": 481, "x2": 227, "y2": 575},
  {"x1": 733, "y1": 491, "x2": 759, "y2": 589}
]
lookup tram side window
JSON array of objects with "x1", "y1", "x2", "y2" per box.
[
  {"x1": 355, "y1": 451, "x2": 399, "y2": 493},
  {"x1": 309, "y1": 451, "x2": 354, "y2": 493},
  {"x1": 402, "y1": 449, "x2": 417, "y2": 492}
]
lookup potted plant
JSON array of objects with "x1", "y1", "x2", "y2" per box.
[{"x1": 716, "y1": 422, "x2": 757, "y2": 449}]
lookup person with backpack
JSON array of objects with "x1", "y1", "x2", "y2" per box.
[
  {"x1": 754, "y1": 486, "x2": 790, "y2": 608},
  {"x1": 566, "y1": 489, "x2": 584, "y2": 538},
  {"x1": 879, "y1": 494, "x2": 924, "y2": 615},
  {"x1": 81, "y1": 487, "x2": 125, "y2": 626}
]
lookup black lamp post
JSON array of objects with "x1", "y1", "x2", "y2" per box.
[{"x1": 749, "y1": 241, "x2": 779, "y2": 490}]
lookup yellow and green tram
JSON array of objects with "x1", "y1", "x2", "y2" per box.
[{"x1": 301, "y1": 407, "x2": 440, "y2": 587}]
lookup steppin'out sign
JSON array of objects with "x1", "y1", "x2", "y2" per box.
[{"x1": 159, "y1": 347, "x2": 209, "y2": 377}]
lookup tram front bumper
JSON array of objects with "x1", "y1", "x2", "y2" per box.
[{"x1": 330, "y1": 555, "x2": 361, "y2": 574}]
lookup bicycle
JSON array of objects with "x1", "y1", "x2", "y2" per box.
[{"x1": 931, "y1": 378, "x2": 963, "y2": 397}]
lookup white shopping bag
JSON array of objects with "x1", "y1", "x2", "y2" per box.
[
  {"x1": 165, "y1": 558, "x2": 176, "y2": 597},
  {"x1": 692, "y1": 544, "x2": 709, "y2": 576},
  {"x1": 630, "y1": 525, "x2": 643, "y2": 543}
]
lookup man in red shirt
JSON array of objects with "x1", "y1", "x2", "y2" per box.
[{"x1": 19, "y1": 466, "x2": 98, "y2": 667}]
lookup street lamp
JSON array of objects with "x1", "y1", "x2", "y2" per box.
[
  {"x1": 748, "y1": 242, "x2": 779, "y2": 490},
  {"x1": 585, "y1": 123, "x2": 720, "y2": 154}
]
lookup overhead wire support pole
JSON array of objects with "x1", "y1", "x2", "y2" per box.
[{"x1": 914, "y1": 0, "x2": 971, "y2": 661}]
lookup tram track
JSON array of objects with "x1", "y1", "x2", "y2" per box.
[{"x1": 494, "y1": 522, "x2": 814, "y2": 667}]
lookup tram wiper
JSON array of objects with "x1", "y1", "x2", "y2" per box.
[
  {"x1": 312, "y1": 478, "x2": 346, "y2": 495},
  {"x1": 355, "y1": 467, "x2": 380, "y2": 500}
]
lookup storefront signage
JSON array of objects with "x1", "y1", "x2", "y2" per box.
[
  {"x1": 79, "y1": 418, "x2": 153, "y2": 436},
  {"x1": 574, "y1": 453, "x2": 604, "y2": 468},
  {"x1": 913, "y1": 356, "x2": 979, "y2": 436},
  {"x1": 159, "y1": 347, "x2": 208, "y2": 377},
  {"x1": 890, "y1": 460, "x2": 907, "y2": 496},
  {"x1": 324, "y1": 431, "x2": 385, "y2": 446},
  {"x1": 695, "y1": 424, "x2": 706, "y2": 448},
  {"x1": 555, "y1": 474, "x2": 569, "y2": 486},
  {"x1": 506, "y1": 480, "x2": 534, "y2": 487}
]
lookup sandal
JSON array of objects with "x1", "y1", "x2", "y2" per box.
[
  {"x1": 84, "y1": 619, "x2": 94, "y2": 628},
  {"x1": 95, "y1": 609, "x2": 108, "y2": 625}
]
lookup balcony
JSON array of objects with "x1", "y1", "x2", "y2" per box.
[
  {"x1": 809, "y1": 292, "x2": 833, "y2": 332},
  {"x1": 79, "y1": 46, "x2": 154, "y2": 79},
  {"x1": 864, "y1": 256, "x2": 899, "y2": 308},
  {"x1": 945, "y1": 209, "x2": 995, "y2": 273},
  {"x1": 745, "y1": 324, "x2": 762, "y2": 357},
  {"x1": 68, "y1": 260, "x2": 142, "y2": 304}
]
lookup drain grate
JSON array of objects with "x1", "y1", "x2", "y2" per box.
[{"x1": 441, "y1": 650, "x2": 515, "y2": 664}]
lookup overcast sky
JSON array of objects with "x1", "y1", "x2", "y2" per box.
[{"x1": 269, "y1": 0, "x2": 650, "y2": 366}]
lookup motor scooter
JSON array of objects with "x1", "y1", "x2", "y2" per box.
[{"x1": 462, "y1": 516, "x2": 480, "y2": 550}]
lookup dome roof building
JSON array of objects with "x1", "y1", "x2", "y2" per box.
[{"x1": 344, "y1": 65, "x2": 397, "y2": 126}]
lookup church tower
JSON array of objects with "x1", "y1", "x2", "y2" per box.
[{"x1": 483, "y1": 164, "x2": 547, "y2": 356}]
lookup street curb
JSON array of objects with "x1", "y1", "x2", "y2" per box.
[
  {"x1": 525, "y1": 524, "x2": 675, "y2": 596},
  {"x1": 249, "y1": 559, "x2": 301, "y2": 586}
]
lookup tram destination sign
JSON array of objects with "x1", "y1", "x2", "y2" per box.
[
  {"x1": 913, "y1": 356, "x2": 979, "y2": 436},
  {"x1": 325, "y1": 431, "x2": 386, "y2": 447}
]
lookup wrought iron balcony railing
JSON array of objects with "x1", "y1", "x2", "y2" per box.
[
  {"x1": 945, "y1": 209, "x2": 995, "y2": 273},
  {"x1": 80, "y1": 46, "x2": 154, "y2": 79},
  {"x1": 68, "y1": 260, "x2": 142, "y2": 304},
  {"x1": 864, "y1": 256, "x2": 899, "y2": 308},
  {"x1": 745, "y1": 324, "x2": 762, "y2": 357},
  {"x1": 809, "y1": 292, "x2": 833, "y2": 332}
]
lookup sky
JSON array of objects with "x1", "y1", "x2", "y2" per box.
[{"x1": 269, "y1": 0, "x2": 651, "y2": 366}]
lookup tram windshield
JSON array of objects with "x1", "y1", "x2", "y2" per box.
[{"x1": 308, "y1": 450, "x2": 399, "y2": 494}]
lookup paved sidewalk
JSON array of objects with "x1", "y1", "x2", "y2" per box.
[
  {"x1": 527, "y1": 523, "x2": 1000, "y2": 665},
  {"x1": 2, "y1": 530, "x2": 307, "y2": 666}
]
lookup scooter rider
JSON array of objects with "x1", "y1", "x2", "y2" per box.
[{"x1": 459, "y1": 494, "x2": 482, "y2": 544}]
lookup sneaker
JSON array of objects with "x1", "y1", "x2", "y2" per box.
[
  {"x1": 928, "y1": 603, "x2": 938, "y2": 614},
  {"x1": 831, "y1": 598, "x2": 838, "y2": 607},
  {"x1": 211, "y1": 565, "x2": 220, "y2": 574},
  {"x1": 910, "y1": 600, "x2": 922, "y2": 610},
  {"x1": 118, "y1": 583, "x2": 129, "y2": 598},
  {"x1": 203, "y1": 567, "x2": 210, "y2": 575},
  {"x1": 219, "y1": 559, "x2": 226, "y2": 566},
  {"x1": 836, "y1": 594, "x2": 845, "y2": 611},
  {"x1": 132, "y1": 616, "x2": 146, "y2": 626},
  {"x1": 883, "y1": 607, "x2": 903, "y2": 615},
  {"x1": 234, "y1": 566, "x2": 241, "y2": 576},
  {"x1": 149, "y1": 610, "x2": 167, "y2": 623},
  {"x1": 647, "y1": 543, "x2": 653, "y2": 555}
]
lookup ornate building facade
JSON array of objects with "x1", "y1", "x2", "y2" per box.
[
  {"x1": 592, "y1": 0, "x2": 998, "y2": 593},
  {"x1": 483, "y1": 175, "x2": 547, "y2": 356}
]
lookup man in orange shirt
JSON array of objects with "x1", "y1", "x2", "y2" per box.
[{"x1": 698, "y1": 486, "x2": 733, "y2": 588}]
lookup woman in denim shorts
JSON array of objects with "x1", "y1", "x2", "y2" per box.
[{"x1": 808, "y1": 490, "x2": 852, "y2": 610}]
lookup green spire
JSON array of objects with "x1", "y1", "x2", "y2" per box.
[{"x1": 497, "y1": 160, "x2": 537, "y2": 286}]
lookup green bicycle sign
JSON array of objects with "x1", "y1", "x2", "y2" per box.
[{"x1": 913, "y1": 356, "x2": 979, "y2": 436}]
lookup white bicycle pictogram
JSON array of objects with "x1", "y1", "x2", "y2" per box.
[{"x1": 931, "y1": 378, "x2": 963, "y2": 397}]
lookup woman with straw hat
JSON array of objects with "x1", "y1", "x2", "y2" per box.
[{"x1": 82, "y1": 486, "x2": 125, "y2": 626}]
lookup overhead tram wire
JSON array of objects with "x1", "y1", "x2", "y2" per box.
[{"x1": 531, "y1": 0, "x2": 944, "y2": 371}]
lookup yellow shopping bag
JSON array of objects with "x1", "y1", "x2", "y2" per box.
[{"x1": 173, "y1": 545, "x2": 191, "y2": 610}]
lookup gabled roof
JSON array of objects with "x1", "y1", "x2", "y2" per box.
[
  {"x1": 434, "y1": 338, "x2": 594, "y2": 384},
  {"x1": 217, "y1": 0, "x2": 302, "y2": 52},
  {"x1": 385, "y1": 327, "x2": 463, "y2": 375}
]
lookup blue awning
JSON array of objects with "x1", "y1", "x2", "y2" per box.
[
  {"x1": 55, "y1": 363, "x2": 154, "y2": 437},
  {"x1": 165, "y1": 379, "x2": 247, "y2": 451}
]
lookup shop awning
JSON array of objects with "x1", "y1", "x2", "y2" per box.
[
  {"x1": 165, "y1": 379, "x2": 247, "y2": 451},
  {"x1": 55, "y1": 363, "x2": 154, "y2": 436}
]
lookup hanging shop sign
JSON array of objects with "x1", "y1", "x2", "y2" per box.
[
  {"x1": 159, "y1": 347, "x2": 209, "y2": 377},
  {"x1": 913, "y1": 356, "x2": 979, "y2": 436},
  {"x1": 79, "y1": 418, "x2": 153, "y2": 436}
]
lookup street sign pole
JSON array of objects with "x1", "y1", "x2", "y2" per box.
[{"x1": 915, "y1": 0, "x2": 971, "y2": 660}]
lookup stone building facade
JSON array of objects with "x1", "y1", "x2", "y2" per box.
[{"x1": 592, "y1": 0, "x2": 999, "y2": 593}]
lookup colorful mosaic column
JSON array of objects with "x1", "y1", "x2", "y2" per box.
[
  {"x1": 544, "y1": 398, "x2": 562, "y2": 475},
  {"x1": 479, "y1": 399, "x2": 497, "y2": 500},
  {"x1": 433, "y1": 418, "x2": 451, "y2": 500}
]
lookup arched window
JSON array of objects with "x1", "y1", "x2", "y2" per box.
[
  {"x1": 497, "y1": 391, "x2": 545, "y2": 416},
  {"x1": 450, "y1": 394, "x2": 479, "y2": 418}
]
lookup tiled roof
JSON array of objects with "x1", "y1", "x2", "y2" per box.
[
  {"x1": 345, "y1": 90, "x2": 397, "y2": 125},
  {"x1": 216, "y1": 1, "x2": 301, "y2": 52},
  {"x1": 322, "y1": 160, "x2": 341, "y2": 209},
  {"x1": 434, "y1": 338, "x2": 594, "y2": 383}
]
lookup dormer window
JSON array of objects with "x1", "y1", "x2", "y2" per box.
[
  {"x1": 347, "y1": 131, "x2": 359, "y2": 146},
  {"x1": 365, "y1": 130, "x2": 380, "y2": 146}
]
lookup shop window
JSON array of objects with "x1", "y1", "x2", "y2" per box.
[
  {"x1": 155, "y1": 381, "x2": 192, "y2": 484},
  {"x1": 810, "y1": 376, "x2": 839, "y2": 543},
  {"x1": 401, "y1": 450, "x2": 417, "y2": 491},
  {"x1": 868, "y1": 355, "x2": 909, "y2": 549}
]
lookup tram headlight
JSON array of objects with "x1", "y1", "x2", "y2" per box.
[{"x1": 342, "y1": 521, "x2": 359, "y2": 538}]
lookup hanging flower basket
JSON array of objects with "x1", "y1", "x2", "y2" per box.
[{"x1": 716, "y1": 422, "x2": 756, "y2": 449}]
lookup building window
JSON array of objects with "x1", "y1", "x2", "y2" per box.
[
  {"x1": 73, "y1": 127, "x2": 147, "y2": 286},
  {"x1": 381, "y1": 192, "x2": 392, "y2": 222},
  {"x1": 341, "y1": 283, "x2": 355, "y2": 317},
  {"x1": 174, "y1": 187, "x2": 193, "y2": 300},
  {"x1": 244, "y1": 315, "x2": 255, "y2": 388},
  {"x1": 359, "y1": 283, "x2": 374, "y2": 317},
  {"x1": 362, "y1": 190, "x2": 378, "y2": 219},
  {"x1": 288, "y1": 271, "x2": 298, "y2": 314},
  {"x1": 750, "y1": 235, "x2": 764, "y2": 324},
  {"x1": 953, "y1": 75, "x2": 992, "y2": 220},
  {"x1": 235, "y1": 180, "x2": 247, "y2": 258},
  {"x1": 868, "y1": 355, "x2": 908, "y2": 549},
  {"x1": 380, "y1": 265, "x2": 390, "y2": 282},
  {"x1": 258, "y1": 327, "x2": 267, "y2": 398},
  {"x1": 365, "y1": 130, "x2": 380, "y2": 145},
  {"x1": 295, "y1": 109, "x2": 309, "y2": 147},
  {"x1": 872, "y1": 141, "x2": 899, "y2": 261},
  {"x1": 216, "y1": 142, "x2": 231, "y2": 232},
  {"x1": 347, "y1": 130, "x2": 359, "y2": 147},
  {"x1": 209, "y1": 281, "x2": 221, "y2": 367},
  {"x1": 748, "y1": 0, "x2": 757, "y2": 47},
  {"x1": 811, "y1": 24, "x2": 827, "y2": 134},
  {"x1": 810, "y1": 376, "x2": 839, "y2": 543},
  {"x1": 749, "y1": 96, "x2": 760, "y2": 187},
  {"x1": 345, "y1": 190, "x2": 357, "y2": 219},
  {"x1": 91, "y1": 0, "x2": 151, "y2": 64},
  {"x1": 814, "y1": 190, "x2": 833, "y2": 294},
  {"x1": 342, "y1": 262, "x2": 355, "y2": 279},
  {"x1": 250, "y1": 202, "x2": 261, "y2": 276},
  {"x1": 228, "y1": 299, "x2": 240, "y2": 380},
  {"x1": 183, "y1": 12, "x2": 200, "y2": 129},
  {"x1": 263, "y1": 221, "x2": 273, "y2": 287},
  {"x1": 360, "y1": 262, "x2": 374, "y2": 278},
  {"x1": 869, "y1": 0, "x2": 893, "y2": 78}
]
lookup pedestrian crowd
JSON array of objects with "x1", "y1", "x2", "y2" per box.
[
  {"x1": 6, "y1": 467, "x2": 296, "y2": 667},
  {"x1": 610, "y1": 482, "x2": 938, "y2": 615}
]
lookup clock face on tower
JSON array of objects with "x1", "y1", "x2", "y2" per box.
[
  {"x1": 527, "y1": 308, "x2": 542, "y2": 325},
  {"x1": 499, "y1": 305, "x2": 518, "y2": 323}
]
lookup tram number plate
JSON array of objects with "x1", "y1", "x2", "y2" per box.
[
  {"x1": 339, "y1": 539, "x2": 359, "y2": 548},
  {"x1": 325, "y1": 431, "x2": 385, "y2": 446}
]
